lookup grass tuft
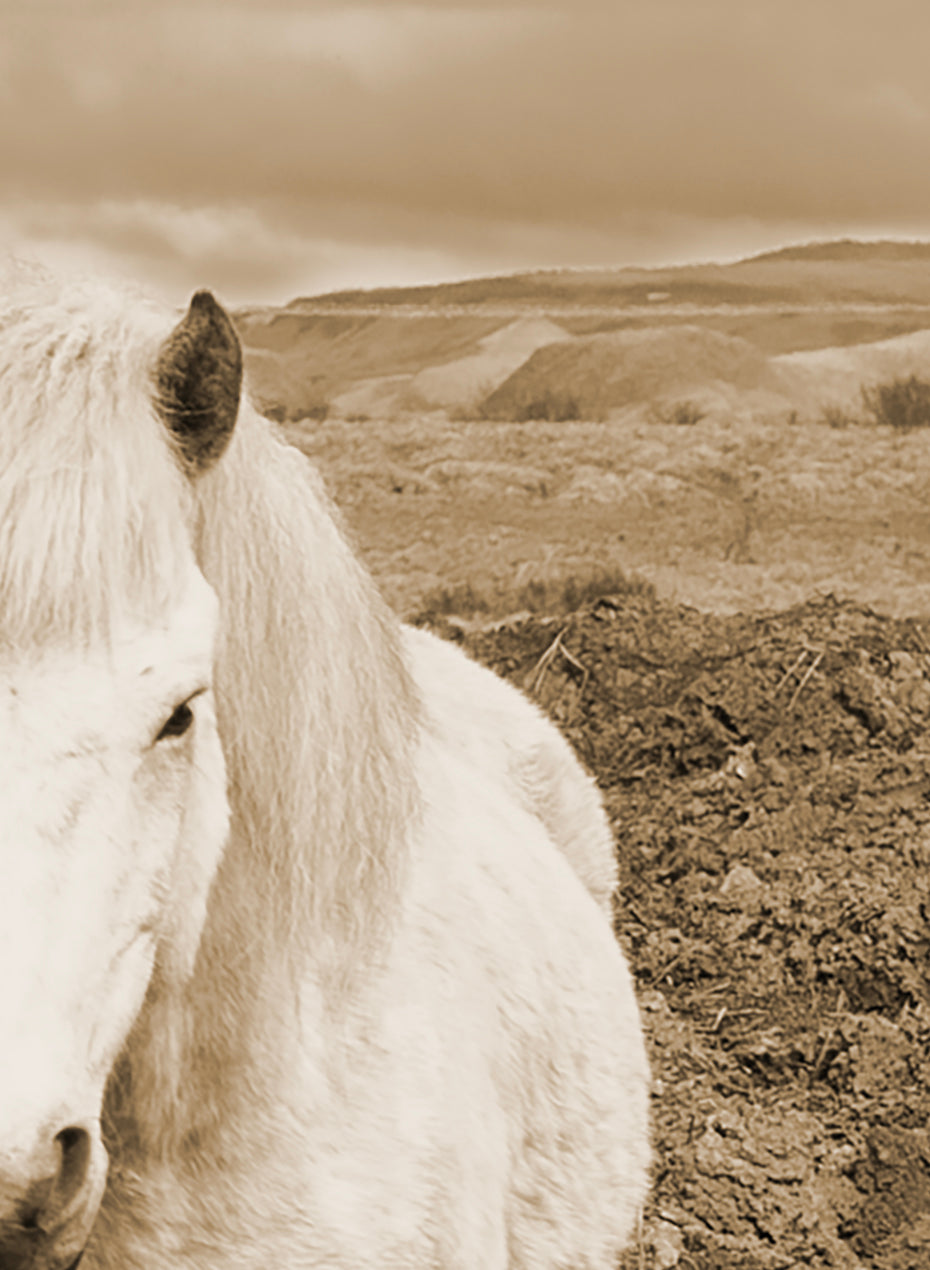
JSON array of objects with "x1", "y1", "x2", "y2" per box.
[
  {"x1": 658, "y1": 400, "x2": 706, "y2": 427},
  {"x1": 514, "y1": 391, "x2": 583, "y2": 423},
  {"x1": 413, "y1": 565, "x2": 655, "y2": 622}
]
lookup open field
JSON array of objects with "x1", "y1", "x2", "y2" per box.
[
  {"x1": 286, "y1": 406, "x2": 930, "y2": 625},
  {"x1": 257, "y1": 246, "x2": 930, "y2": 624},
  {"x1": 236, "y1": 246, "x2": 930, "y2": 636}
]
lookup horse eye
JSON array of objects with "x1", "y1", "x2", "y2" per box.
[{"x1": 155, "y1": 700, "x2": 195, "y2": 743}]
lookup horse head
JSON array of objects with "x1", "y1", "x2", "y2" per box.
[{"x1": 0, "y1": 289, "x2": 241, "y2": 1269}]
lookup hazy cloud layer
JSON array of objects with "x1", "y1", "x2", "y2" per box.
[{"x1": 3, "y1": 1, "x2": 929, "y2": 300}]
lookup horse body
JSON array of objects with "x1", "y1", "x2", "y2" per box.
[{"x1": 0, "y1": 273, "x2": 649, "y2": 1270}]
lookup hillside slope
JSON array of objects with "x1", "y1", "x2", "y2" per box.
[
  {"x1": 234, "y1": 241, "x2": 930, "y2": 423},
  {"x1": 482, "y1": 326, "x2": 783, "y2": 420}
]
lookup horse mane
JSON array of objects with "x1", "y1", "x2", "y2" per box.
[
  {"x1": 0, "y1": 267, "x2": 422, "y2": 1157},
  {"x1": 191, "y1": 402, "x2": 422, "y2": 979},
  {"x1": 116, "y1": 403, "x2": 423, "y2": 1161},
  {"x1": 0, "y1": 269, "x2": 194, "y2": 650}
]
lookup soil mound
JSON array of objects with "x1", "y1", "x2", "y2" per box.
[
  {"x1": 410, "y1": 316, "x2": 569, "y2": 410},
  {"x1": 420, "y1": 593, "x2": 930, "y2": 1269},
  {"x1": 237, "y1": 311, "x2": 504, "y2": 420},
  {"x1": 480, "y1": 326, "x2": 781, "y2": 420}
]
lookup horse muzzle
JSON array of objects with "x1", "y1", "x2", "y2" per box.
[{"x1": 0, "y1": 1124, "x2": 107, "y2": 1270}]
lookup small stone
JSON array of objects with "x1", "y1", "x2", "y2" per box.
[
  {"x1": 651, "y1": 1219, "x2": 685, "y2": 1269},
  {"x1": 720, "y1": 863, "x2": 764, "y2": 897}
]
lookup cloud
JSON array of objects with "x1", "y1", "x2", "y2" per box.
[
  {"x1": 0, "y1": 197, "x2": 497, "y2": 302},
  {"x1": 2, "y1": 2, "x2": 930, "y2": 297},
  {"x1": 0, "y1": 193, "x2": 892, "y2": 306},
  {"x1": 3, "y1": 4, "x2": 928, "y2": 219}
]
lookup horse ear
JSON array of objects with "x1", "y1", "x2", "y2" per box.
[{"x1": 155, "y1": 290, "x2": 242, "y2": 475}]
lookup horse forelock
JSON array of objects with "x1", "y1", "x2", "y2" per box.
[
  {"x1": 0, "y1": 269, "x2": 422, "y2": 962},
  {"x1": 0, "y1": 277, "x2": 194, "y2": 650}
]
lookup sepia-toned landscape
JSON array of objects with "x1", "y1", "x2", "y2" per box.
[
  {"x1": 238, "y1": 240, "x2": 930, "y2": 624},
  {"x1": 7, "y1": 0, "x2": 930, "y2": 1264},
  {"x1": 241, "y1": 240, "x2": 930, "y2": 1269}
]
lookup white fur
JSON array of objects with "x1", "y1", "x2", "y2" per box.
[
  {"x1": 404, "y1": 625, "x2": 620, "y2": 916},
  {"x1": 0, "y1": 272, "x2": 650, "y2": 1269},
  {"x1": 0, "y1": 571, "x2": 224, "y2": 1204}
]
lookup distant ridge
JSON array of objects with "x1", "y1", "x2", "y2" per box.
[
  {"x1": 744, "y1": 238, "x2": 930, "y2": 264},
  {"x1": 285, "y1": 271, "x2": 800, "y2": 310},
  {"x1": 283, "y1": 238, "x2": 930, "y2": 311},
  {"x1": 286, "y1": 272, "x2": 595, "y2": 309},
  {"x1": 233, "y1": 236, "x2": 930, "y2": 422}
]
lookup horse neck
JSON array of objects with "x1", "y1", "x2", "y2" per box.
[{"x1": 108, "y1": 411, "x2": 421, "y2": 1165}]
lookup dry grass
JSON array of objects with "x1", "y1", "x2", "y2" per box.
[
  {"x1": 652, "y1": 399, "x2": 707, "y2": 427},
  {"x1": 512, "y1": 390, "x2": 585, "y2": 423},
  {"x1": 413, "y1": 564, "x2": 655, "y2": 622},
  {"x1": 820, "y1": 404, "x2": 861, "y2": 429},
  {"x1": 283, "y1": 402, "x2": 930, "y2": 623}
]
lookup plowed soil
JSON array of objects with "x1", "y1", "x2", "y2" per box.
[{"x1": 420, "y1": 593, "x2": 930, "y2": 1270}]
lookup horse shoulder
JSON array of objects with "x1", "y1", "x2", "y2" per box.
[{"x1": 402, "y1": 624, "x2": 618, "y2": 914}]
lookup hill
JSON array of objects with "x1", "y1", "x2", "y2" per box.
[
  {"x1": 481, "y1": 326, "x2": 781, "y2": 422},
  {"x1": 746, "y1": 238, "x2": 930, "y2": 265},
  {"x1": 285, "y1": 239, "x2": 930, "y2": 310},
  {"x1": 232, "y1": 239, "x2": 930, "y2": 423}
]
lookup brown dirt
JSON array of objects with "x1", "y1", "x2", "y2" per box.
[{"x1": 420, "y1": 593, "x2": 930, "y2": 1269}]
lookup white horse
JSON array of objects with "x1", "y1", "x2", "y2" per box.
[{"x1": 0, "y1": 273, "x2": 650, "y2": 1270}]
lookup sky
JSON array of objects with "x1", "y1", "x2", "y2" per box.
[{"x1": 3, "y1": 0, "x2": 930, "y2": 304}]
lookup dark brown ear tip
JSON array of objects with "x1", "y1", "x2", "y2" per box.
[
  {"x1": 185, "y1": 290, "x2": 238, "y2": 342},
  {"x1": 189, "y1": 290, "x2": 228, "y2": 320}
]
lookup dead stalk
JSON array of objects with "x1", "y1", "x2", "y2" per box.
[
  {"x1": 529, "y1": 628, "x2": 590, "y2": 697},
  {"x1": 774, "y1": 648, "x2": 809, "y2": 695},
  {"x1": 787, "y1": 649, "x2": 825, "y2": 710}
]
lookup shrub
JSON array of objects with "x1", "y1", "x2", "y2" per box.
[
  {"x1": 515, "y1": 391, "x2": 583, "y2": 423},
  {"x1": 821, "y1": 404, "x2": 860, "y2": 429},
  {"x1": 658, "y1": 400, "x2": 706, "y2": 427},
  {"x1": 301, "y1": 401, "x2": 330, "y2": 423},
  {"x1": 861, "y1": 375, "x2": 930, "y2": 430},
  {"x1": 257, "y1": 398, "x2": 329, "y2": 424}
]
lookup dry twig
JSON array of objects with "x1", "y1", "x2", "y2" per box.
[
  {"x1": 528, "y1": 628, "x2": 590, "y2": 698},
  {"x1": 773, "y1": 645, "x2": 826, "y2": 708},
  {"x1": 773, "y1": 647, "x2": 810, "y2": 696},
  {"x1": 787, "y1": 648, "x2": 825, "y2": 710}
]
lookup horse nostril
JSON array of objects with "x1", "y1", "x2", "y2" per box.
[
  {"x1": 0, "y1": 1123, "x2": 105, "y2": 1270},
  {"x1": 44, "y1": 1126, "x2": 94, "y2": 1229},
  {"x1": 54, "y1": 1129, "x2": 90, "y2": 1202}
]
